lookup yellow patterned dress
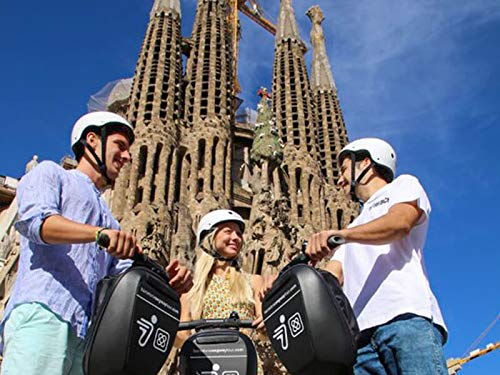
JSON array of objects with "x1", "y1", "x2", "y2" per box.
[
  {"x1": 201, "y1": 273, "x2": 255, "y2": 320},
  {"x1": 200, "y1": 273, "x2": 268, "y2": 375}
]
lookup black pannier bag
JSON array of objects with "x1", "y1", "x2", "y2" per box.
[
  {"x1": 179, "y1": 327, "x2": 258, "y2": 375},
  {"x1": 83, "y1": 256, "x2": 181, "y2": 375},
  {"x1": 262, "y1": 264, "x2": 359, "y2": 375}
]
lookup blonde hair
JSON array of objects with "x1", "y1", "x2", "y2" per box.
[{"x1": 188, "y1": 231, "x2": 254, "y2": 319}]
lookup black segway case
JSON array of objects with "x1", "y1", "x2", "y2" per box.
[
  {"x1": 179, "y1": 327, "x2": 257, "y2": 375},
  {"x1": 83, "y1": 256, "x2": 180, "y2": 375},
  {"x1": 262, "y1": 264, "x2": 359, "y2": 375}
]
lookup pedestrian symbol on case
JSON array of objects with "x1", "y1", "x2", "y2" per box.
[
  {"x1": 200, "y1": 363, "x2": 240, "y2": 375},
  {"x1": 137, "y1": 314, "x2": 158, "y2": 347},
  {"x1": 201, "y1": 363, "x2": 220, "y2": 374},
  {"x1": 272, "y1": 315, "x2": 289, "y2": 350},
  {"x1": 153, "y1": 328, "x2": 170, "y2": 353},
  {"x1": 288, "y1": 312, "x2": 304, "y2": 338}
]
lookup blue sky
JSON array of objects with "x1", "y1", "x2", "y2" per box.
[{"x1": 1, "y1": 0, "x2": 499, "y2": 372}]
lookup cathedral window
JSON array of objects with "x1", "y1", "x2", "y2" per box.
[{"x1": 138, "y1": 146, "x2": 148, "y2": 180}]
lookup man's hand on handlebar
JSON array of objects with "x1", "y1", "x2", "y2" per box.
[
  {"x1": 306, "y1": 230, "x2": 344, "y2": 263},
  {"x1": 96, "y1": 230, "x2": 192, "y2": 294},
  {"x1": 166, "y1": 259, "x2": 193, "y2": 295},
  {"x1": 100, "y1": 229, "x2": 141, "y2": 259}
]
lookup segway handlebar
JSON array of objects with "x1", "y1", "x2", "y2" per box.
[
  {"x1": 96, "y1": 232, "x2": 169, "y2": 284},
  {"x1": 327, "y1": 235, "x2": 346, "y2": 249},
  {"x1": 96, "y1": 232, "x2": 148, "y2": 262},
  {"x1": 178, "y1": 313, "x2": 254, "y2": 332},
  {"x1": 279, "y1": 235, "x2": 345, "y2": 275}
]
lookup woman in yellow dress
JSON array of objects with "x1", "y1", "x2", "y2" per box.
[
  {"x1": 176, "y1": 209, "x2": 283, "y2": 374},
  {"x1": 177, "y1": 209, "x2": 263, "y2": 334}
]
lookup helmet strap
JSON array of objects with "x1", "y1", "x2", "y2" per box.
[
  {"x1": 81, "y1": 128, "x2": 112, "y2": 185},
  {"x1": 212, "y1": 250, "x2": 239, "y2": 265},
  {"x1": 349, "y1": 153, "x2": 374, "y2": 202},
  {"x1": 100, "y1": 127, "x2": 112, "y2": 185}
]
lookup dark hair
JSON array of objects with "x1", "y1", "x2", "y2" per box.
[
  {"x1": 73, "y1": 126, "x2": 101, "y2": 161},
  {"x1": 373, "y1": 165, "x2": 393, "y2": 183},
  {"x1": 340, "y1": 150, "x2": 393, "y2": 183},
  {"x1": 338, "y1": 149, "x2": 370, "y2": 165}
]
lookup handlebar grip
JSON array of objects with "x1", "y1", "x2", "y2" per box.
[
  {"x1": 96, "y1": 232, "x2": 110, "y2": 248},
  {"x1": 178, "y1": 321, "x2": 200, "y2": 331},
  {"x1": 96, "y1": 232, "x2": 146, "y2": 262},
  {"x1": 238, "y1": 319, "x2": 255, "y2": 329},
  {"x1": 327, "y1": 235, "x2": 345, "y2": 249},
  {"x1": 280, "y1": 235, "x2": 346, "y2": 276}
]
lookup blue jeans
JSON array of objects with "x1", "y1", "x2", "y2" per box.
[{"x1": 354, "y1": 314, "x2": 447, "y2": 375}]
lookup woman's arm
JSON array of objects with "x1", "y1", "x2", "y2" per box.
[
  {"x1": 251, "y1": 274, "x2": 266, "y2": 331},
  {"x1": 174, "y1": 293, "x2": 193, "y2": 348},
  {"x1": 323, "y1": 260, "x2": 343, "y2": 286}
]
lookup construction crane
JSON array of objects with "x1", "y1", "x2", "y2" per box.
[
  {"x1": 238, "y1": 0, "x2": 277, "y2": 35},
  {"x1": 227, "y1": 0, "x2": 276, "y2": 95},
  {"x1": 447, "y1": 313, "x2": 500, "y2": 374},
  {"x1": 447, "y1": 342, "x2": 500, "y2": 374}
]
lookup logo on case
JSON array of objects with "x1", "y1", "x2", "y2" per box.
[
  {"x1": 136, "y1": 314, "x2": 158, "y2": 347},
  {"x1": 288, "y1": 312, "x2": 304, "y2": 338},
  {"x1": 153, "y1": 328, "x2": 170, "y2": 352},
  {"x1": 272, "y1": 315, "x2": 289, "y2": 351}
]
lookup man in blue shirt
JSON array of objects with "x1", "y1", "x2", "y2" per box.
[{"x1": 0, "y1": 111, "x2": 192, "y2": 374}]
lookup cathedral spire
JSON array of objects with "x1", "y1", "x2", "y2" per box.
[
  {"x1": 272, "y1": 0, "x2": 324, "y2": 230},
  {"x1": 307, "y1": 5, "x2": 349, "y2": 189},
  {"x1": 150, "y1": 0, "x2": 181, "y2": 18},
  {"x1": 112, "y1": 0, "x2": 184, "y2": 263},
  {"x1": 307, "y1": 5, "x2": 336, "y2": 91},
  {"x1": 180, "y1": 0, "x2": 235, "y2": 219},
  {"x1": 276, "y1": 0, "x2": 302, "y2": 42}
]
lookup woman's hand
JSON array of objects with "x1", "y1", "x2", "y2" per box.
[
  {"x1": 258, "y1": 273, "x2": 278, "y2": 300},
  {"x1": 166, "y1": 259, "x2": 193, "y2": 294},
  {"x1": 252, "y1": 315, "x2": 266, "y2": 331}
]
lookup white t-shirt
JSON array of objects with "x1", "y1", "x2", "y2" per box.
[{"x1": 332, "y1": 174, "x2": 446, "y2": 334}]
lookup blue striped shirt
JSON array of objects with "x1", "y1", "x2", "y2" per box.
[{"x1": 0, "y1": 161, "x2": 131, "y2": 351}]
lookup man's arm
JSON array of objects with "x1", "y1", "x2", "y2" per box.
[
  {"x1": 341, "y1": 201, "x2": 422, "y2": 244},
  {"x1": 40, "y1": 214, "x2": 100, "y2": 244},
  {"x1": 307, "y1": 201, "x2": 423, "y2": 261},
  {"x1": 40, "y1": 215, "x2": 139, "y2": 259}
]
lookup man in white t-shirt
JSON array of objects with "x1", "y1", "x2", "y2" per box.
[{"x1": 306, "y1": 138, "x2": 448, "y2": 374}]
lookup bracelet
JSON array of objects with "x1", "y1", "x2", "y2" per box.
[{"x1": 95, "y1": 227, "x2": 109, "y2": 247}]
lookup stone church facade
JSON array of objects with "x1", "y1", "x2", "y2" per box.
[{"x1": 110, "y1": 0, "x2": 358, "y2": 274}]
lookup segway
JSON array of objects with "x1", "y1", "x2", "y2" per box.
[
  {"x1": 84, "y1": 235, "x2": 181, "y2": 375},
  {"x1": 262, "y1": 236, "x2": 359, "y2": 375},
  {"x1": 178, "y1": 311, "x2": 258, "y2": 375}
]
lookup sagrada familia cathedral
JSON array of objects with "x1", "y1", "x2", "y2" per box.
[
  {"x1": 0, "y1": 0, "x2": 358, "y2": 372},
  {"x1": 106, "y1": 0, "x2": 357, "y2": 273}
]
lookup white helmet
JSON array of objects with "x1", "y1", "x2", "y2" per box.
[
  {"x1": 71, "y1": 111, "x2": 134, "y2": 156},
  {"x1": 196, "y1": 209, "x2": 245, "y2": 247},
  {"x1": 339, "y1": 138, "x2": 396, "y2": 181}
]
